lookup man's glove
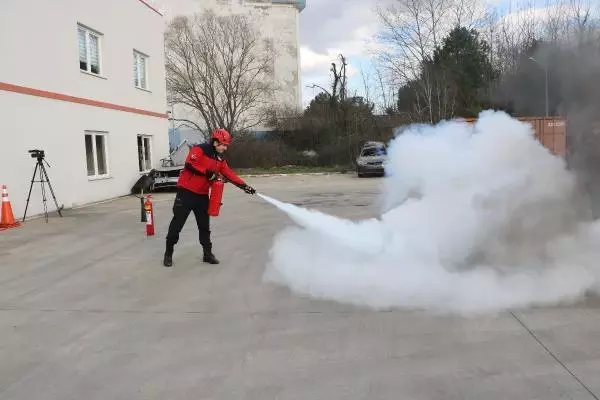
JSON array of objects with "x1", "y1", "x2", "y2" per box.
[{"x1": 242, "y1": 184, "x2": 256, "y2": 195}]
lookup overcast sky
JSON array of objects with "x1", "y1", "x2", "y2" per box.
[
  {"x1": 157, "y1": 0, "x2": 589, "y2": 108},
  {"x1": 298, "y1": 0, "x2": 383, "y2": 106},
  {"x1": 297, "y1": 0, "x2": 561, "y2": 107}
]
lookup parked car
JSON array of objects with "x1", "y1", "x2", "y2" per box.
[
  {"x1": 356, "y1": 141, "x2": 387, "y2": 177},
  {"x1": 130, "y1": 157, "x2": 182, "y2": 194},
  {"x1": 150, "y1": 166, "x2": 182, "y2": 191}
]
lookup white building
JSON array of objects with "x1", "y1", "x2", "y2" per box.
[
  {"x1": 0, "y1": 0, "x2": 169, "y2": 219},
  {"x1": 159, "y1": 0, "x2": 304, "y2": 147}
]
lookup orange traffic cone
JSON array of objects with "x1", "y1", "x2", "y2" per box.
[{"x1": 0, "y1": 185, "x2": 21, "y2": 230}]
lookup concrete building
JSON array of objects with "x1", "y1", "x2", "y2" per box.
[
  {"x1": 158, "y1": 0, "x2": 304, "y2": 149},
  {"x1": 0, "y1": 0, "x2": 169, "y2": 219}
]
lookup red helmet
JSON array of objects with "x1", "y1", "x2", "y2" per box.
[{"x1": 211, "y1": 128, "x2": 231, "y2": 145}]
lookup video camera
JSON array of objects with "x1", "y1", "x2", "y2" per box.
[{"x1": 28, "y1": 149, "x2": 45, "y2": 160}]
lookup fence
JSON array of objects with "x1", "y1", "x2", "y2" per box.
[{"x1": 461, "y1": 116, "x2": 567, "y2": 157}]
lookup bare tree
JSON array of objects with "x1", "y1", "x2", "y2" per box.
[
  {"x1": 165, "y1": 10, "x2": 276, "y2": 135},
  {"x1": 565, "y1": 0, "x2": 598, "y2": 45},
  {"x1": 359, "y1": 64, "x2": 373, "y2": 106},
  {"x1": 375, "y1": 0, "x2": 437, "y2": 122},
  {"x1": 359, "y1": 63, "x2": 399, "y2": 114},
  {"x1": 374, "y1": 0, "x2": 488, "y2": 122},
  {"x1": 492, "y1": 2, "x2": 540, "y2": 76}
]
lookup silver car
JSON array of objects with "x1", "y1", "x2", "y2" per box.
[{"x1": 356, "y1": 141, "x2": 387, "y2": 177}]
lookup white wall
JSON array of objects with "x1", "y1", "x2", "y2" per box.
[
  {"x1": 0, "y1": 0, "x2": 169, "y2": 219},
  {"x1": 0, "y1": 0, "x2": 167, "y2": 114},
  {"x1": 268, "y1": 4, "x2": 302, "y2": 110},
  {"x1": 0, "y1": 93, "x2": 169, "y2": 219}
]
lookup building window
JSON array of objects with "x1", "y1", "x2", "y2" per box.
[
  {"x1": 133, "y1": 51, "x2": 148, "y2": 89},
  {"x1": 137, "y1": 135, "x2": 152, "y2": 172},
  {"x1": 85, "y1": 131, "x2": 109, "y2": 178},
  {"x1": 78, "y1": 25, "x2": 102, "y2": 75}
]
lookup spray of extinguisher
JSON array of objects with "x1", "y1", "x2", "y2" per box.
[{"x1": 144, "y1": 195, "x2": 155, "y2": 236}]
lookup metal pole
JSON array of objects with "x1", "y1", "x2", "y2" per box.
[
  {"x1": 544, "y1": 66, "x2": 549, "y2": 117},
  {"x1": 168, "y1": 104, "x2": 175, "y2": 152},
  {"x1": 171, "y1": 104, "x2": 175, "y2": 133},
  {"x1": 140, "y1": 189, "x2": 146, "y2": 223},
  {"x1": 528, "y1": 57, "x2": 549, "y2": 117}
]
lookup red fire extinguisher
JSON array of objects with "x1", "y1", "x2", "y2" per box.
[
  {"x1": 144, "y1": 195, "x2": 155, "y2": 236},
  {"x1": 208, "y1": 178, "x2": 225, "y2": 217}
]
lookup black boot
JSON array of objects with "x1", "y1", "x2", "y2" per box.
[
  {"x1": 163, "y1": 252, "x2": 173, "y2": 267},
  {"x1": 163, "y1": 244, "x2": 174, "y2": 267},
  {"x1": 203, "y1": 245, "x2": 220, "y2": 264}
]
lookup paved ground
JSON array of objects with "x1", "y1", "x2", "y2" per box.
[{"x1": 1, "y1": 174, "x2": 600, "y2": 400}]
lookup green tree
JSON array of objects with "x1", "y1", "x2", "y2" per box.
[
  {"x1": 305, "y1": 92, "x2": 333, "y2": 116},
  {"x1": 271, "y1": 55, "x2": 383, "y2": 166},
  {"x1": 396, "y1": 80, "x2": 422, "y2": 118},
  {"x1": 429, "y1": 27, "x2": 498, "y2": 117}
]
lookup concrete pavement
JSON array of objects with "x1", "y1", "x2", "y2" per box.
[{"x1": 1, "y1": 174, "x2": 600, "y2": 399}]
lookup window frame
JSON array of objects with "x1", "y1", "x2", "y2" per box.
[
  {"x1": 361, "y1": 146, "x2": 387, "y2": 157},
  {"x1": 133, "y1": 50, "x2": 149, "y2": 90},
  {"x1": 78, "y1": 24, "x2": 103, "y2": 76},
  {"x1": 85, "y1": 131, "x2": 110, "y2": 180},
  {"x1": 137, "y1": 134, "x2": 153, "y2": 173}
]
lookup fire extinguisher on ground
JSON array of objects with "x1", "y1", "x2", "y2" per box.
[
  {"x1": 208, "y1": 178, "x2": 225, "y2": 217},
  {"x1": 144, "y1": 195, "x2": 155, "y2": 236}
]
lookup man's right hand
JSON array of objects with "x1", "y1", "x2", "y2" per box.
[{"x1": 242, "y1": 184, "x2": 256, "y2": 195}]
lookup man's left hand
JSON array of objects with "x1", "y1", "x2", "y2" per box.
[
  {"x1": 206, "y1": 170, "x2": 217, "y2": 181},
  {"x1": 242, "y1": 184, "x2": 256, "y2": 195}
]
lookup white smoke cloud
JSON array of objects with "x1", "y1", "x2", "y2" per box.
[{"x1": 259, "y1": 110, "x2": 600, "y2": 315}]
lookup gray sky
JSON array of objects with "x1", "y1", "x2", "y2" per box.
[
  {"x1": 156, "y1": 0, "x2": 571, "y2": 108},
  {"x1": 296, "y1": 0, "x2": 570, "y2": 107},
  {"x1": 298, "y1": 0, "x2": 383, "y2": 106}
]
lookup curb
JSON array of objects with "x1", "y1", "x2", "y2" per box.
[{"x1": 240, "y1": 172, "x2": 350, "y2": 178}]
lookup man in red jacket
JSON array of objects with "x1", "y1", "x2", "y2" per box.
[{"x1": 163, "y1": 128, "x2": 256, "y2": 267}]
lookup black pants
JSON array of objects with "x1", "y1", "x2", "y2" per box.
[{"x1": 165, "y1": 188, "x2": 211, "y2": 251}]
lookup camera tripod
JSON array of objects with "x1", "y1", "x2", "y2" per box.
[{"x1": 23, "y1": 152, "x2": 63, "y2": 223}]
